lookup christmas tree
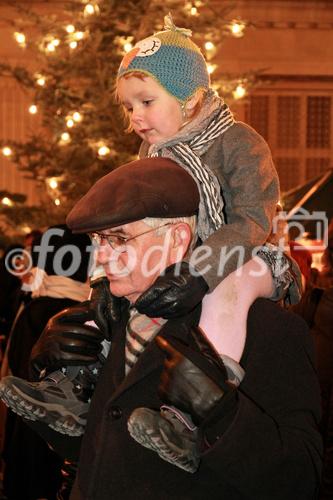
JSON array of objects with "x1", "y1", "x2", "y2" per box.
[{"x1": 0, "y1": 0, "x2": 256, "y2": 232}]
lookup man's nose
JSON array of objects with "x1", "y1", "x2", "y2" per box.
[
  {"x1": 95, "y1": 242, "x2": 112, "y2": 265},
  {"x1": 96, "y1": 243, "x2": 123, "y2": 265}
]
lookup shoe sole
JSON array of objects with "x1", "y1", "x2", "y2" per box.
[
  {"x1": 0, "y1": 384, "x2": 86, "y2": 437},
  {"x1": 128, "y1": 410, "x2": 198, "y2": 473}
]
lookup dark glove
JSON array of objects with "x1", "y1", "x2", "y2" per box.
[
  {"x1": 30, "y1": 302, "x2": 104, "y2": 379},
  {"x1": 156, "y1": 328, "x2": 233, "y2": 426},
  {"x1": 90, "y1": 276, "x2": 121, "y2": 338},
  {"x1": 135, "y1": 262, "x2": 208, "y2": 318}
]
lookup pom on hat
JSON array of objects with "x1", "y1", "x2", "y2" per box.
[{"x1": 118, "y1": 13, "x2": 209, "y2": 103}]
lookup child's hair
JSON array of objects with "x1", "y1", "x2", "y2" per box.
[
  {"x1": 114, "y1": 71, "x2": 146, "y2": 134},
  {"x1": 115, "y1": 71, "x2": 207, "y2": 133},
  {"x1": 117, "y1": 13, "x2": 209, "y2": 104}
]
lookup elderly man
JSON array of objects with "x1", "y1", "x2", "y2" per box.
[{"x1": 1, "y1": 158, "x2": 323, "y2": 499}]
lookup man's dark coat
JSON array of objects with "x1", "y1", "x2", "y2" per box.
[{"x1": 70, "y1": 299, "x2": 322, "y2": 500}]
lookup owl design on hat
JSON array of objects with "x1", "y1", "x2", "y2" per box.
[
  {"x1": 118, "y1": 13, "x2": 210, "y2": 103},
  {"x1": 120, "y1": 37, "x2": 161, "y2": 69}
]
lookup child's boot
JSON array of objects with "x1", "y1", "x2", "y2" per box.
[
  {"x1": 0, "y1": 363, "x2": 101, "y2": 436},
  {"x1": 128, "y1": 327, "x2": 244, "y2": 472}
]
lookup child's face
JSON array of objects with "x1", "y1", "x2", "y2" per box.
[{"x1": 117, "y1": 75, "x2": 184, "y2": 145}]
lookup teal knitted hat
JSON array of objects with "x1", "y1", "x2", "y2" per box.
[{"x1": 117, "y1": 14, "x2": 210, "y2": 103}]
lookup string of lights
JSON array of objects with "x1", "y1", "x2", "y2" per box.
[{"x1": 0, "y1": 0, "x2": 254, "y2": 217}]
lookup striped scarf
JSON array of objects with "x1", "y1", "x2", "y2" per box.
[
  {"x1": 148, "y1": 94, "x2": 235, "y2": 241},
  {"x1": 125, "y1": 308, "x2": 167, "y2": 375}
]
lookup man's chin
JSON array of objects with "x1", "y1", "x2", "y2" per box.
[
  {"x1": 124, "y1": 292, "x2": 141, "y2": 304},
  {"x1": 108, "y1": 284, "x2": 139, "y2": 304}
]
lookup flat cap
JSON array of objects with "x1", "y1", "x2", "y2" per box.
[{"x1": 66, "y1": 157, "x2": 199, "y2": 233}]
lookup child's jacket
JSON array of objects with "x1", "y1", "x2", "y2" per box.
[{"x1": 139, "y1": 93, "x2": 279, "y2": 291}]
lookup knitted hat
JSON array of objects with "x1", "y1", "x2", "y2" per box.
[{"x1": 117, "y1": 14, "x2": 209, "y2": 103}]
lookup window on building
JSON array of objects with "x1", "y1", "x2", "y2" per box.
[{"x1": 245, "y1": 89, "x2": 332, "y2": 192}]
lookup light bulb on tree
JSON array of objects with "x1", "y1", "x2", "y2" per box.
[
  {"x1": 1, "y1": 197, "x2": 13, "y2": 207},
  {"x1": 43, "y1": 37, "x2": 60, "y2": 53},
  {"x1": 98, "y1": 145, "x2": 111, "y2": 157},
  {"x1": 59, "y1": 132, "x2": 71, "y2": 144},
  {"x1": 21, "y1": 225, "x2": 32, "y2": 234},
  {"x1": 84, "y1": 3, "x2": 95, "y2": 16},
  {"x1": 184, "y1": 1, "x2": 199, "y2": 16},
  {"x1": 204, "y1": 41, "x2": 215, "y2": 51},
  {"x1": 29, "y1": 104, "x2": 38, "y2": 114},
  {"x1": 232, "y1": 83, "x2": 247, "y2": 100},
  {"x1": 73, "y1": 112, "x2": 82, "y2": 122},
  {"x1": 48, "y1": 178, "x2": 58, "y2": 189},
  {"x1": 14, "y1": 32, "x2": 26, "y2": 47},
  {"x1": 229, "y1": 19, "x2": 246, "y2": 38},
  {"x1": 207, "y1": 63, "x2": 217, "y2": 75},
  {"x1": 54, "y1": 198, "x2": 61, "y2": 206},
  {"x1": 73, "y1": 31, "x2": 85, "y2": 41},
  {"x1": 66, "y1": 24, "x2": 75, "y2": 33},
  {"x1": 36, "y1": 75, "x2": 46, "y2": 86},
  {"x1": 84, "y1": 3, "x2": 99, "y2": 16},
  {"x1": 124, "y1": 41, "x2": 133, "y2": 52},
  {"x1": 2, "y1": 146, "x2": 12, "y2": 157},
  {"x1": 46, "y1": 42, "x2": 56, "y2": 52},
  {"x1": 204, "y1": 40, "x2": 216, "y2": 60}
]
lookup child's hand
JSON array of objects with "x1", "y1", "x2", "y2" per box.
[{"x1": 134, "y1": 262, "x2": 208, "y2": 318}]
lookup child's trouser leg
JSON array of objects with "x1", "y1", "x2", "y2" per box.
[{"x1": 199, "y1": 256, "x2": 274, "y2": 362}]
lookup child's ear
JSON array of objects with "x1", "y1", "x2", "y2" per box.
[{"x1": 184, "y1": 90, "x2": 202, "y2": 113}]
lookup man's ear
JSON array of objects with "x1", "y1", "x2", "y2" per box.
[{"x1": 169, "y1": 223, "x2": 192, "y2": 263}]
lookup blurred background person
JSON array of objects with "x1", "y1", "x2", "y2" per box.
[
  {"x1": 1, "y1": 224, "x2": 91, "y2": 500},
  {"x1": 291, "y1": 219, "x2": 333, "y2": 499},
  {"x1": 315, "y1": 219, "x2": 333, "y2": 289},
  {"x1": 289, "y1": 239, "x2": 316, "y2": 292},
  {"x1": 0, "y1": 244, "x2": 24, "y2": 343}
]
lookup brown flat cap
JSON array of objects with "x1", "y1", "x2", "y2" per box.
[{"x1": 66, "y1": 157, "x2": 199, "y2": 233}]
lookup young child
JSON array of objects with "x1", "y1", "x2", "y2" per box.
[
  {"x1": 115, "y1": 13, "x2": 299, "y2": 355},
  {"x1": 0, "y1": 14, "x2": 300, "y2": 445}
]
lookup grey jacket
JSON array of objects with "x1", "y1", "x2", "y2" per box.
[{"x1": 140, "y1": 121, "x2": 279, "y2": 291}]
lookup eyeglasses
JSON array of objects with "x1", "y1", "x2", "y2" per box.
[{"x1": 89, "y1": 223, "x2": 173, "y2": 251}]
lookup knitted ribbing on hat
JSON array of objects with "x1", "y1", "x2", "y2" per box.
[
  {"x1": 147, "y1": 91, "x2": 235, "y2": 241},
  {"x1": 118, "y1": 14, "x2": 209, "y2": 102}
]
